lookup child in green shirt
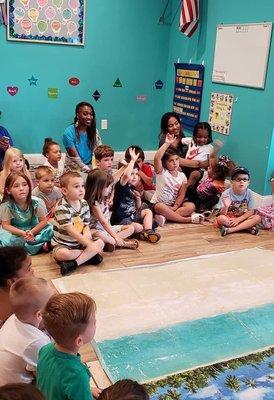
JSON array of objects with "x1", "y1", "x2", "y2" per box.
[{"x1": 37, "y1": 292, "x2": 100, "y2": 400}]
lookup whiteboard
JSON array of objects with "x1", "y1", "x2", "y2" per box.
[{"x1": 212, "y1": 23, "x2": 272, "y2": 89}]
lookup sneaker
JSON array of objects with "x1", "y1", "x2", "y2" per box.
[
  {"x1": 250, "y1": 225, "x2": 259, "y2": 235},
  {"x1": 60, "y1": 260, "x2": 78, "y2": 276},
  {"x1": 88, "y1": 253, "x2": 103, "y2": 265},
  {"x1": 140, "y1": 229, "x2": 161, "y2": 243},
  {"x1": 220, "y1": 225, "x2": 229, "y2": 236}
]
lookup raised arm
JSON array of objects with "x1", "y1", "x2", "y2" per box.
[
  {"x1": 154, "y1": 133, "x2": 177, "y2": 174},
  {"x1": 119, "y1": 148, "x2": 139, "y2": 186}
]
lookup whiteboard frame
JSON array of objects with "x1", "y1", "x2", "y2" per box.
[{"x1": 212, "y1": 22, "x2": 273, "y2": 89}]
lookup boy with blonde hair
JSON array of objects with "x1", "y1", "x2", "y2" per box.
[
  {"x1": 52, "y1": 171, "x2": 104, "y2": 275},
  {"x1": 0, "y1": 277, "x2": 54, "y2": 385},
  {"x1": 32, "y1": 166, "x2": 62, "y2": 217},
  {"x1": 37, "y1": 292, "x2": 99, "y2": 400}
]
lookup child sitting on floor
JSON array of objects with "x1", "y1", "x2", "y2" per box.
[
  {"x1": 42, "y1": 138, "x2": 64, "y2": 186},
  {"x1": 151, "y1": 133, "x2": 204, "y2": 224},
  {"x1": 0, "y1": 147, "x2": 32, "y2": 196},
  {"x1": 0, "y1": 246, "x2": 33, "y2": 326},
  {"x1": 0, "y1": 277, "x2": 54, "y2": 385},
  {"x1": 85, "y1": 168, "x2": 139, "y2": 251},
  {"x1": 51, "y1": 171, "x2": 104, "y2": 275},
  {"x1": 110, "y1": 148, "x2": 161, "y2": 243},
  {"x1": 0, "y1": 172, "x2": 53, "y2": 254},
  {"x1": 37, "y1": 292, "x2": 100, "y2": 400},
  {"x1": 125, "y1": 145, "x2": 155, "y2": 202},
  {"x1": 32, "y1": 166, "x2": 62, "y2": 218},
  {"x1": 255, "y1": 172, "x2": 274, "y2": 231},
  {"x1": 216, "y1": 166, "x2": 261, "y2": 236}
]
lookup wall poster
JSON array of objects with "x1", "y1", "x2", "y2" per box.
[
  {"x1": 208, "y1": 92, "x2": 234, "y2": 135},
  {"x1": 173, "y1": 63, "x2": 204, "y2": 132},
  {"x1": 7, "y1": 0, "x2": 85, "y2": 45}
]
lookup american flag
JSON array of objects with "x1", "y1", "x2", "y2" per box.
[{"x1": 179, "y1": 0, "x2": 199, "y2": 38}]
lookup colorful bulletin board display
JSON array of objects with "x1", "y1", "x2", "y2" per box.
[
  {"x1": 208, "y1": 92, "x2": 234, "y2": 135},
  {"x1": 173, "y1": 63, "x2": 204, "y2": 132},
  {"x1": 7, "y1": 0, "x2": 85, "y2": 45}
]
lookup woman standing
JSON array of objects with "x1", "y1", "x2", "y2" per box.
[{"x1": 63, "y1": 102, "x2": 101, "y2": 172}]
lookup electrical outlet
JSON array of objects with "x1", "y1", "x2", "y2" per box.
[{"x1": 101, "y1": 119, "x2": 108, "y2": 130}]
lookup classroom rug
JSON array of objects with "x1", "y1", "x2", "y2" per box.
[
  {"x1": 52, "y1": 247, "x2": 274, "y2": 383},
  {"x1": 144, "y1": 347, "x2": 274, "y2": 400}
]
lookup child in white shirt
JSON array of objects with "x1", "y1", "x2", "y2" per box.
[
  {"x1": 0, "y1": 277, "x2": 54, "y2": 385},
  {"x1": 181, "y1": 122, "x2": 213, "y2": 188},
  {"x1": 42, "y1": 138, "x2": 64, "y2": 187}
]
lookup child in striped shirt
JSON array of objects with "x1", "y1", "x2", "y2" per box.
[{"x1": 51, "y1": 171, "x2": 104, "y2": 275}]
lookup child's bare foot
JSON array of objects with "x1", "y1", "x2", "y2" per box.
[{"x1": 154, "y1": 214, "x2": 166, "y2": 227}]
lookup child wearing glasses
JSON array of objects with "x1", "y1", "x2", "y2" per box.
[{"x1": 216, "y1": 167, "x2": 261, "y2": 236}]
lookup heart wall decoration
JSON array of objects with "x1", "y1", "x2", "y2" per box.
[{"x1": 7, "y1": 86, "x2": 19, "y2": 96}]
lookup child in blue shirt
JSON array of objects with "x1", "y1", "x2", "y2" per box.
[{"x1": 216, "y1": 167, "x2": 261, "y2": 236}]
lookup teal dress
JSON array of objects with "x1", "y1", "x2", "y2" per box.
[{"x1": 0, "y1": 197, "x2": 53, "y2": 255}]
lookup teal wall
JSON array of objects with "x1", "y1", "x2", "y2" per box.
[
  {"x1": 1, "y1": 0, "x2": 274, "y2": 194},
  {"x1": 165, "y1": 0, "x2": 274, "y2": 195},
  {"x1": 0, "y1": 0, "x2": 170, "y2": 152}
]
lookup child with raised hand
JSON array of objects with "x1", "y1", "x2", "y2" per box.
[
  {"x1": 0, "y1": 246, "x2": 33, "y2": 326},
  {"x1": 42, "y1": 138, "x2": 64, "y2": 186},
  {"x1": 186, "y1": 140, "x2": 236, "y2": 213},
  {"x1": 125, "y1": 145, "x2": 155, "y2": 202},
  {"x1": 37, "y1": 292, "x2": 100, "y2": 400},
  {"x1": 85, "y1": 169, "x2": 139, "y2": 251},
  {"x1": 110, "y1": 148, "x2": 161, "y2": 243},
  {"x1": 0, "y1": 172, "x2": 53, "y2": 254},
  {"x1": 51, "y1": 171, "x2": 104, "y2": 275},
  {"x1": 98, "y1": 379, "x2": 149, "y2": 400},
  {"x1": 152, "y1": 133, "x2": 204, "y2": 224},
  {"x1": 0, "y1": 147, "x2": 32, "y2": 196},
  {"x1": 216, "y1": 166, "x2": 261, "y2": 236},
  {"x1": 182, "y1": 122, "x2": 213, "y2": 188},
  {"x1": 0, "y1": 277, "x2": 54, "y2": 386},
  {"x1": 32, "y1": 166, "x2": 62, "y2": 218}
]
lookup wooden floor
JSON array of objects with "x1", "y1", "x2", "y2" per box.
[{"x1": 32, "y1": 222, "x2": 274, "y2": 387}]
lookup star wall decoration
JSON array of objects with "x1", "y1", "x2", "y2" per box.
[{"x1": 28, "y1": 75, "x2": 38, "y2": 86}]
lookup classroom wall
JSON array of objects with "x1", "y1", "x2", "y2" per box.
[
  {"x1": 0, "y1": 0, "x2": 170, "y2": 153},
  {"x1": 165, "y1": 0, "x2": 274, "y2": 195}
]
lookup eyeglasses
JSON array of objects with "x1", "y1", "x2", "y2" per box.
[{"x1": 234, "y1": 177, "x2": 249, "y2": 182}]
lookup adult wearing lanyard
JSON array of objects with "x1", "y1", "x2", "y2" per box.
[
  {"x1": 0, "y1": 126, "x2": 13, "y2": 169},
  {"x1": 63, "y1": 102, "x2": 101, "y2": 172}
]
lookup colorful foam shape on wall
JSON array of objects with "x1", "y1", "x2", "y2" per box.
[
  {"x1": 136, "y1": 95, "x2": 147, "y2": 102},
  {"x1": 92, "y1": 90, "x2": 101, "y2": 101},
  {"x1": 69, "y1": 77, "x2": 80, "y2": 86},
  {"x1": 113, "y1": 78, "x2": 122, "y2": 88},
  {"x1": 155, "y1": 79, "x2": 163, "y2": 89},
  {"x1": 48, "y1": 87, "x2": 58, "y2": 98},
  {"x1": 7, "y1": 86, "x2": 18, "y2": 96},
  {"x1": 28, "y1": 75, "x2": 38, "y2": 86}
]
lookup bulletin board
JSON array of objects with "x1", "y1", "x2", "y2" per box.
[
  {"x1": 173, "y1": 63, "x2": 204, "y2": 132},
  {"x1": 212, "y1": 23, "x2": 272, "y2": 89},
  {"x1": 7, "y1": 0, "x2": 85, "y2": 45}
]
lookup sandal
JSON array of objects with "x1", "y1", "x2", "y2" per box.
[
  {"x1": 139, "y1": 229, "x2": 161, "y2": 243},
  {"x1": 250, "y1": 225, "x2": 259, "y2": 235},
  {"x1": 191, "y1": 213, "x2": 205, "y2": 224},
  {"x1": 220, "y1": 225, "x2": 229, "y2": 236},
  {"x1": 121, "y1": 239, "x2": 139, "y2": 250},
  {"x1": 104, "y1": 243, "x2": 116, "y2": 252}
]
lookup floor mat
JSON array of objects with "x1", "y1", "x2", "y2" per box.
[{"x1": 144, "y1": 347, "x2": 274, "y2": 400}]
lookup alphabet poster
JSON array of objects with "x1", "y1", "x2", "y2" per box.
[
  {"x1": 208, "y1": 92, "x2": 234, "y2": 135},
  {"x1": 8, "y1": 0, "x2": 85, "y2": 45},
  {"x1": 173, "y1": 63, "x2": 204, "y2": 132}
]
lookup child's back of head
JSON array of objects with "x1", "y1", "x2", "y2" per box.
[
  {"x1": 0, "y1": 383, "x2": 44, "y2": 400},
  {"x1": 42, "y1": 292, "x2": 96, "y2": 349},
  {"x1": 98, "y1": 379, "x2": 149, "y2": 400},
  {"x1": 10, "y1": 277, "x2": 53, "y2": 323}
]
